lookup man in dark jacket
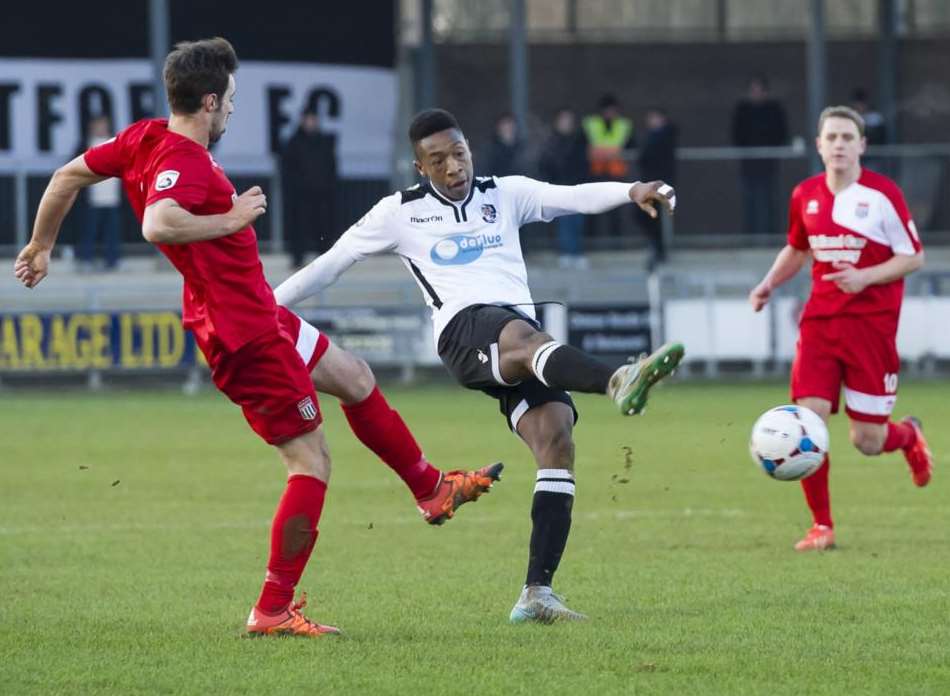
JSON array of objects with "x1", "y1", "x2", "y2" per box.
[
  {"x1": 731, "y1": 75, "x2": 788, "y2": 235},
  {"x1": 281, "y1": 108, "x2": 338, "y2": 268},
  {"x1": 635, "y1": 107, "x2": 677, "y2": 270},
  {"x1": 480, "y1": 112, "x2": 524, "y2": 177},
  {"x1": 539, "y1": 108, "x2": 590, "y2": 268}
]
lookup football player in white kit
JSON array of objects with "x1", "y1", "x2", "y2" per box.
[{"x1": 275, "y1": 109, "x2": 684, "y2": 623}]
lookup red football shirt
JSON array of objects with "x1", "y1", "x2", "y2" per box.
[
  {"x1": 786, "y1": 169, "x2": 922, "y2": 329},
  {"x1": 84, "y1": 119, "x2": 278, "y2": 352}
]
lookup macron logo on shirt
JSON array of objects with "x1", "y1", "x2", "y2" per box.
[{"x1": 155, "y1": 170, "x2": 180, "y2": 191}]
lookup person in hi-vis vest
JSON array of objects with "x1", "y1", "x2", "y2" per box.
[
  {"x1": 583, "y1": 94, "x2": 635, "y2": 237},
  {"x1": 583, "y1": 94, "x2": 634, "y2": 180}
]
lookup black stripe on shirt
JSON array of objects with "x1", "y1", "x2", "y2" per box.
[{"x1": 408, "y1": 260, "x2": 443, "y2": 309}]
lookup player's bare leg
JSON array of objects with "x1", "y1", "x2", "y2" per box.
[
  {"x1": 509, "y1": 402, "x2": 587, "y2": 624},
  {"x1": 851, "y1": 416, "x2": 933, "y2": 487},
  {"x1": 849, "y1": 420, "x2": 887, "y2": 456},
  {"x1": 246, "y1": 426, "x2": 342, "y2": 638},
  {"x1": 310, "y1": 340, "x2": 502, "y2": 524},
  {"x1": 497, "y1": 320, "x2": 683, "y2": 416}
]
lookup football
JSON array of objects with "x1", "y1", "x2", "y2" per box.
[{"x1": 749, "y1": 405, "x2": 829, "y2": 481}]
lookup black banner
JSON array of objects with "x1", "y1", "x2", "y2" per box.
[
  {"x1": 567, "y1": 305, "x2": 652, "y2": 367},
  {"x1": 0, "y1": 2, "x2": 394, "y2": 67}
]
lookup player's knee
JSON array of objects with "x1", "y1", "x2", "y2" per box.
[
  {"x1": 349, "y1": 356, "x2": 376, "y2": 400},
  {"x1": 280, "y1": 429, "x2": 332, "y2": 480},
  {"x1": 850, "y1": 428, "x2": 884, "y2": 456},
  {"x1": 540, "y1": 427, "x2": 575, "y2": 468}
]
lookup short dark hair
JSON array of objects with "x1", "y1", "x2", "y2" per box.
[
  {"x1": 163, "y1": 37, "x2": 238, "y2": 115},
  {"x1": 409, "y1": 109, "x2": 461, "y2": 144}
]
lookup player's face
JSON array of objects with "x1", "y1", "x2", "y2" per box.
[
  {"x1": 817, "y1": 116, "x2": 866, "y2": 175},
  {"x1": 209, "y1": 74, "x2": 236, "y2": 144},
  {"x1": 414, "y1": 128, "x2": 473, "y2": 201}
]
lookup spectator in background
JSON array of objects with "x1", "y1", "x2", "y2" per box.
[
  {"x1": 850, "y1": 88, "x2": 887, "y2": 145},
  {"x1": 731, "y1": 75, "x2": 788, "y2": 235},
  {"x1": 583, "y1": 94, "x2": 634, "y2": 238},
  {"x1": 281, "y1": 107, "x2": 338, "y2": 269},
  {"x1": 78, "y1": 116, "x2": 122, "y2": 271},
  {"x1": 539, "y1": 108, "x2": 590, "y2": 269},
  {"x1": 481, "y1": 112, "x2": 524, "y2": 177},
  {"x1": 634, "y1": 107, "x2": 677, "y2": 271},
  {"x1": 851, "y1": 87, "x2": 888, "y2": 173}
]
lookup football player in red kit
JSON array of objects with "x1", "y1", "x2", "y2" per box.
[
  {"x1": 14, "y1": 37, "x2": 501, "y2": 636},
  {"x1": 749, "y1": 105, "x2": 933, "y2": 551}
]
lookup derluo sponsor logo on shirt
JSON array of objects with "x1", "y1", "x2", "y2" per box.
[{"x1": 430, "y1": 233, "x2": 503, "y2": 265}]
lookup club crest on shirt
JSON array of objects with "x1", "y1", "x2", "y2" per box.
[
  {"x1": 481, "y1": 204, "x2": 497, "y2": 223},
  {"x1": 806, "y1": 199, "x2": 819, "y2": 215},
  {"x1": 297, "y1": 396, "x2": 317, "y2": 421},
  {"x1": 855, "y1": 201, "x2": 869, "y2": 218},
  {"x1": 155, "y1": 170, "x2": 180, "y2": 191}
]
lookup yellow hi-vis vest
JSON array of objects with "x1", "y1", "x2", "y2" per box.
[{"x1": 583, "y1": 115, "x2": 633, "y2": 178}]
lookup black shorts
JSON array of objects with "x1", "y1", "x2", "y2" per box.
[{"x1": 437, "y1": 304, "x2": 577, "y2": 432}]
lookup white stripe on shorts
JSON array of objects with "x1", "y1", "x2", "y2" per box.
[
  {"x1": 844, "y1": 387, "x2": 896, "y2": 416},
  {"x1": 490, "y1": 342, "x2": 517, "y2": 386},
  {"x1": 509, "y1": 398, "x2": 531, "y2": 432},
  {"x1": 295, "y1": 316, "x2": 320, "y2": 366}
]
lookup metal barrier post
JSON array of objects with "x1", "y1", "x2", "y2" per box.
[
  {"x1": 14, "y1": 167, "x2": 28, "y2": 249},
  {"x1": 270, "y1": 162, "x2": 284, "y2": 253}
]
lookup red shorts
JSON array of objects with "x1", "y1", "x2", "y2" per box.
[
  {"x1": 202, "y1": 307, "x2": 330, "y2": 445},
  {"x1": 790, "y1": 316, "x2": 899, "y2": 424}
]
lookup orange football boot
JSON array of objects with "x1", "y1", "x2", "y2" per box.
[
  {"x1": 902, "y1": 417, "x2": 933, "y2": 487},
  {"x1": 794, "y1": 524, "x2": 836, "y2": 552},
  {"x1": 246, "y1": 593, "x2": 342, "y2": 638},
  {"x1": 417, "y1": 462, "x2": 504, "y2": 525}
]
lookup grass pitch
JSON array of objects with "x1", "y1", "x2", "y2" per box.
[{"x1": 2, "y1": 380, "x2": 948, "y2": 695}]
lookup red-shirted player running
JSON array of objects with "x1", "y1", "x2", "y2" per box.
[
  {"x1": 750, "y1": 105, "x2": 933, "y2": 552},
  {"x1": 13, "y1": 38, "x2": 501, "y2": 636}
]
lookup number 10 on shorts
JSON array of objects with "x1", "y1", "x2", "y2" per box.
[{"x1": 883, "y1": 373, "x2": 898, "y2": 393}]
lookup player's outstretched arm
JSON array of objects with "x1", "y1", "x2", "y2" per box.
[
  {"x1": 749, "y1": 244, "x2": 809, "y2": 312},
  {"x1": 531, "y1": 179, "x2": 675, "y2": 220},
  {"x1": 275, "y1": 195, "x2": 399, "y2": 307},
  {"x1": 14, "y1": 156, "x2": 107, "y2": 288},
  {"x1": 142, "y1": 186, "x2": 266, "y2": 245},
  {"x1": 274, "y1": 242, "x2": 359, "y2": 307}
]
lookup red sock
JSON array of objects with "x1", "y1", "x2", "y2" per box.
[
  {"x1": 256, "y1": 474, "x2": 327, "y2": 614},
  {"x1": 800, "y1": 454, "x2": 833, "y2": 528},
  {"x1": 341, "y1": 386, "x2": 441, "y2": 500},
  {"x1": 882, "y1": 420, "x2": 917, "y2": 452}
]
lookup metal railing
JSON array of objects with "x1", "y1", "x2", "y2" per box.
[{"x1": 4, "y1": 142, "x2": 949, "y2": 256}]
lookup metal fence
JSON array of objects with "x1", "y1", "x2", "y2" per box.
[{"x1": 3, "y1": 143, "x2": 948, "y2": 259}]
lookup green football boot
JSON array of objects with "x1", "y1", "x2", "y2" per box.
[{"x1": 607, "y1": 342, "x2": 685, "y2": 416}]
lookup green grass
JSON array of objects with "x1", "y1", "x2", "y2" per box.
[{"x1": 2, "y1": 380, "x2": 949, "y2": 695}]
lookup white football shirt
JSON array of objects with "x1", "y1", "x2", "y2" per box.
[{"x1": 275, "y1": 176, "x2": 635, "y2": 343}]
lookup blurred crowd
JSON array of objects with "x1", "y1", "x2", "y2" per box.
[
  {"x1": 474, "y1": 77, "x2": 888, "y2": 271},
  {"x1": 66, "y1": 77, "x2": 888, "y2": 273}
]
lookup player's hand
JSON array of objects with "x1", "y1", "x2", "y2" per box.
[
  {"x1": 630, "y1": 180, "x2": 676, "y2": 218},
  {"x1": 13, "y1": 241, "x2": 52, "y2": 289},
  {"x1": 227, "y1": 186, "x2": 267, "y2": 232},
  {"x1": 749, "y1": 281, "x2": 772, "y2": 312},
  {"x1": 821, "y1": 261, "x2": 869, "y2": 294}
]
